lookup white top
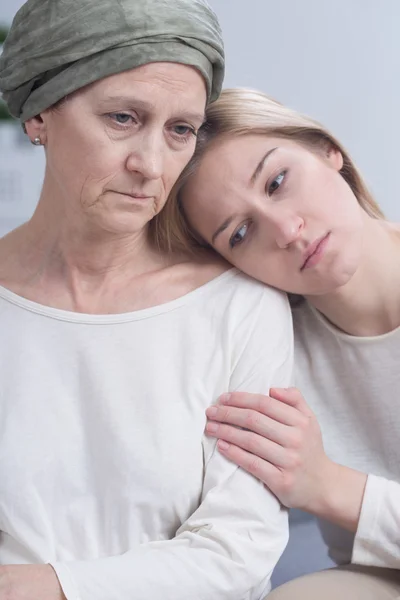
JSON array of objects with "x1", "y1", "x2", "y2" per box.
[
  {"x1": 293, "y1": 300, "x2": 400, "y2": 569},
  {"x1": 0, "y1": 269, "x2": 293, "y2": 600}
]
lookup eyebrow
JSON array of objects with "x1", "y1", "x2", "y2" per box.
[
  {"x1": 98, "y1": 95, "x2": 205, "y2": 123},
  {"x1": 211, "y1": 147, "x2": 279, "y2": 245},
  {"x1": 211, "y1": 214, "x2": 237, "y2": 245},
  {"x1": 250, "y1": 147, "x2": 279, "y2": 184}
]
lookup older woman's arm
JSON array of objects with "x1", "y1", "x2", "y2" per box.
[
  {"x1": 51, "y1": 447, "x2": 288, "y2": 600},
  {"x1": 2, "y1": 285, "x2": 293, "y2": 600},
  {"x1": 48, "y1": 287, "x2": 293, "y2": 600}
]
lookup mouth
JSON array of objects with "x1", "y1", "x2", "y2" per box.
[
  {"x1": 300, "y1": 233, "x2": 331, "y2": 271},
  {"x1": 130, "y1": 193, "x2": 153, "y2": 200},
  {"x1": 113, "y1": 191, "x2": 154, "y2": 201}
]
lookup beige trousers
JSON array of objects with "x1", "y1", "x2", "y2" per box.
[{"x1": 268, "y1": 565, "x2": 400, "y2": 599}]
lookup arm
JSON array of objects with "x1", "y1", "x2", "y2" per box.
[
  {"x1": 53, "y1": 450, "x2": 289, "y2": 600},
  {"x1": 0, "y1": 465, "x2": 288, "y2": 600},
  {"x1": 50, "y1": 287, "x2": 293, "y2": 600},
  {"x1": 2, "y1": 285, "x2": 294, "y2": 600},
  {"x1": 0, "y1": 467, "x2": 288, "y2": 600},
  {"x1": 206, "y1": 388, "x2": 400, "y2": 568},
  {"x1": 206, "y1": 387, "x2": 366, "y2": 530},
  {"x1": 352, "y1": 475, "x2": 400, "y2": 568}
]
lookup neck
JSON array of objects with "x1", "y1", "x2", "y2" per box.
[
  {"x1": 28, "y1": 204, "x2": 164, "y2": 278},
  {"x1": 0, "y1": 180, "x2": 172, "y2": 308},
  {"x1": 305, "y1": 218, "x2": 400, "y2": 336}
]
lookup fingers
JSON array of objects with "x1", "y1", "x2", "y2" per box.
[
  {"x1": 218, "y1": 388, "x2": 314, "y2": 421},
  {"x1": 269, "y1": 387, "x2": 314, "y2": 417},
  {"x1": 269, "y1": 387, "x2": 303, "y2": 406},
  {"x1": 215, "y1": 439, "x2": 280, "y2": 487},
  {"x1": 206, "y1": 422, "x2": 288, "y2": 467},
  {"x1": 206, "y1": 403, "x2": 290, "y2": 444},
  {"x1": 208, "y1": 391, "x2": 301, "y2": 428}
]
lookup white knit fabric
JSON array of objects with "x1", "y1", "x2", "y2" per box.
[
  {"x1": 0, "y1": 269, "x2": 293, "y2": 600},
  {"x1": 293, "y1": 301, "x2": 400, "y2": 568}
]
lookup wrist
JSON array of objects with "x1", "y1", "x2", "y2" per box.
[{"x1": 309, "y1": 460, "x2": 368, "y2": 532}]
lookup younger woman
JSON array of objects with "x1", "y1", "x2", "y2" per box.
[{"x1": 156, "y1": 88, "x2": 400, "y2": 598}]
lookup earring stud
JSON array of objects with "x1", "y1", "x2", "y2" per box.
[{"x1": 31, "y1": 137, "x2": 42, "y2": 146}]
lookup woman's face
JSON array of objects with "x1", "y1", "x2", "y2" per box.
[
  {"x1": 32, "y1": 62, "x2": 207, "y2": 235},
  {"x1": 182, "y1": 134, "x2": 366, "y2": 296}
]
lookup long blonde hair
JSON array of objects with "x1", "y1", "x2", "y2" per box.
[{"x1": 151, "y1": 88, "x2": 384, "y2": 253}]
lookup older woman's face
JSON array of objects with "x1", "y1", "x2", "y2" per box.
[{"x1": 36, "y1": 63, "x2": 207, "y2": 235}]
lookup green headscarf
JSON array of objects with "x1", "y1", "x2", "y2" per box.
[{"x1": 0, "y1": 0, "x2": 224, "y2": 121}]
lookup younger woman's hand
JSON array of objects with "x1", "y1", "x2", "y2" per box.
[{"x1": 205, "y1": 387, "x2": 332, "y2": 512}]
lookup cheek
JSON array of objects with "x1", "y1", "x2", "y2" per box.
[
  {"x1": 54, "y1": 119, "x2": 123, "y2": 173},
  {"x1": 69, "y1": 142, "x2": 124, "y2": 195},
  {"x1": 319, "y1": 174, "x2": 358, "y2": 217},
  {"x1": 239, "y1": 252, "x2": 277, "y2": 283},
  {"x1": 174, "y1": 142, "x2": 198, "y2": 177},
  {"x1": 159, "y1": 149, "x2": 196, "y2": 202}
]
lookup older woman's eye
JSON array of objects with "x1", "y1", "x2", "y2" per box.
[
  {"x1": 229, "y1": 222, "x2": 250, "y2": 249},
  {"x1": 171, "y1": 124, "x2": 197, "y2": 141},
  {"x1": 268, "y1": 171, "x2": 286, "y2": 195},
  {"x1": 109, "y1": 113, "x2": 136, "y2": 126}
]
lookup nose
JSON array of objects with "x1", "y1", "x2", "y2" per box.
[
  {"x1": 265, "y1": 209, "x2": 304, "y2": 249},
  {"x1": 126, "y1": 130, "x2": 165, "y2": 181}
]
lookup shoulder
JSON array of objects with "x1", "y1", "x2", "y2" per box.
[
  {"x1": 226, "y1": 275, "x2": 294, "y2": 389},
  {"x1": 171, "y1": 251, "x2": 288, "y2": 313},
  {"x1": 212, "y1": 271, "x2": 293, "y2": 346},
  {"x1": 226, "y1": 270, "x2": 290, "y2": 314}
]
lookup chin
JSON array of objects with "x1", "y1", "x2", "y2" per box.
[
  {"x1": 309, "y1": 268, "x2": 358, "y2": 296},
  {"x1": 93, "y1": 212, "x2": 154, "y2": 236}
]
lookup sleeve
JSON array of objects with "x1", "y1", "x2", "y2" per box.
[
  {"x1": 352, "y1": 474, "x2": 400, "y2": 568},
  {"x1": 50, "y1": 285, "x2": 294, "y2": 600}
]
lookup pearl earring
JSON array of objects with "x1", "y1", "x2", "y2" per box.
[{"x1": 31, "y1": 137, "x2": 42, "y2": 146}]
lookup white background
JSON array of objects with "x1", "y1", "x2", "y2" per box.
[{"x1": 1, "y1": 0, "x2": 400, "y2": 236}]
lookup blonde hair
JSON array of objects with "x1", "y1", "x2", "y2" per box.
[{"x1": 151, "y1": 88, "x2": 384, "y2": 253}]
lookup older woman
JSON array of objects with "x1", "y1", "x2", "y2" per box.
[{"x1": 0, "y1": 2, "x2": 294, "y2": 600}]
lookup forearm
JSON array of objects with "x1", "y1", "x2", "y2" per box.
[
  {"x1": 51, "y1": 459, "x2": 288, "y2": 600},
  {"x1": 352, "y1": 474, "x2": 400, "y2": 568}
]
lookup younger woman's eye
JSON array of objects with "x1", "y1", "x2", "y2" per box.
[
  {"x1": 268, "y1": 171, "x2": 286, "y2": 195},
  {"x1": 229, "y1": 222, "x2": 250, "y2": 249}
]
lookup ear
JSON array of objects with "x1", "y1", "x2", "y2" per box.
[
  {"x1": 24, "y1": 114, "x2": 48, "y2": 145},
  {"x1": 326, "y1": 145, "x2": 343, "y2": 171}
]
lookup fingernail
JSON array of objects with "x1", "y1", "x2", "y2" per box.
[
  {"x1": 220, "y1": 393, "x2": 231, "y2": 404},
  {"x1": 206, "y1": 406, "x2": 218, "y2": 417},
  {"x1": 218, "y1": 440, "x2": 230, "y2": 451},
  {"x1": 206, "y1": 422, "x2": 219, "y2": 433}
]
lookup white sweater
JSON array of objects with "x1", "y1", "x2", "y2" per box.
[
  {"x1": 0, "y1": 269, "x2": 293, "y2": 600},
  {"x1": 293, "y1": 300, "x2": 400, "y2": 569}
]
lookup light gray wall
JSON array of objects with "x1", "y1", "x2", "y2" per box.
[
  {"x1": 207, "y1": 0, "x2": 400, "y2": 220},
  {"x1": 1, "y1": 0, "x2": 400, "y2": 226}
]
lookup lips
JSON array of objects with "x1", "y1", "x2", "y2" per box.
[
  {"x1": 300, "y1": 233, "x2": 330, "y2": 271},
  {"x1": 129, "y1": 193, "x2": 153, "y2": 199},
  {"x1": 114, "y1": 191, "x2": 153, "y2": 200}
]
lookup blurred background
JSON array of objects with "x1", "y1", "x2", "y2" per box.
[{"x1": 1, "y1": 0, "x2": 399, "y2": 587}]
